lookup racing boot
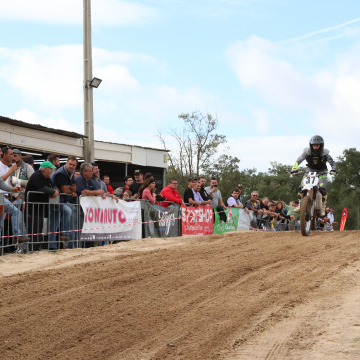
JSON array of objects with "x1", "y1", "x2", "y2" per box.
[
  {"x1": 293, "y1": 192, "x2": 303, "y2": 213},
  {"x1": 321, "y1": 195, "x2": 327, "y2": 217}
]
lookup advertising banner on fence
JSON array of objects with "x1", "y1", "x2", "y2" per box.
[
  {"x1": 213, "y1": 208, "x2": 253, "y2": 233},
  {"x1": 213, "y1": 207, "x2": 239, "y2": 234},
  {"x1": 236, "y1": 209, "x2": 254, "y2": 231},
  {"x1": 80, "y1": 197, "x2": 142, "y2": 241},
  {"x1": 181, "y1": 205, "x2": 213, "y2": 236},
  {"x1": 144, "y1": 202, "x2": 180, "y2": 238}
]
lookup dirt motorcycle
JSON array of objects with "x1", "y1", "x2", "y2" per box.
[{"x1": 293, "y1": 171, "x2": 328, "y2": 236}]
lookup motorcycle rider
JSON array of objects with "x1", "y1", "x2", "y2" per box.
[{"x1": 291, "y1": 135, "x2": 336, "y2": 216}]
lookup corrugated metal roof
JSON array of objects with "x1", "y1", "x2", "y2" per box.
[
  {"x1": 0, "y1": 115, "x2": 86, "y2": 138},
  {"x1": 95, "y1": 140, "x2": 170, "y2": 152}
]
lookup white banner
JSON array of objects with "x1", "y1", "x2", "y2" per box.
[
  {"x1": 236, "y1": 209, "x2": 254, "y2": 231},
  {"x1": 80, "y1": 196, "x2": 142, "y2": 241}
]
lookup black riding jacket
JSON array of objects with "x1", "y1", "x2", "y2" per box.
[{"x1": 293, "y1": 148, "x2": 336, "y2": 172}]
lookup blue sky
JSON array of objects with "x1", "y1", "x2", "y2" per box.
[{"x1": 1, "y1": 0, "x2": 360, "y2": 171}]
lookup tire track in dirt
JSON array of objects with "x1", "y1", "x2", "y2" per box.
[{"x1": 0, "y1": 231, "x2": 359, "y2": 360}]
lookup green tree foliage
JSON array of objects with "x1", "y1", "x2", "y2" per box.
[
  {"x1": 328, "y1": 148, "x2": 360, "y2": 230},
  {"x1": 158, "y1": 111, "x2": 226, "y2": 194},
  {"x1": 158, "y1": 116, "x2": 358, "y2": 229},
  {"x1": 202, "y1": 152, "x2": 241, "y2": 199}
]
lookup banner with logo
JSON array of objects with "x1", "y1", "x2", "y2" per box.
[
  {"x1": 181, "y1": 205, "x2": 213, "y2": 236},
  {"x1": 213, "y1": 207, "x2": 239, "y2": 234},
  {"x1": 340, "y1": 207, "x2": 348, "y2": 231},
  {"x1": 144, "y1": 202, "x2": 180, "y2": 238},
  {"x1": 213, "y1": 207, "x2": 253, "y2": 233},
  {"x1": 236, "y1": 209, "x2": 254, "y2": 231},
  {"x1": 80, "y1": 196, "x2": 142, "y2": 241}
]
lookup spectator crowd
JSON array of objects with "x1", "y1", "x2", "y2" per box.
[{"x1": 0, "y1": 146, "x2": 337, "y2": 254}]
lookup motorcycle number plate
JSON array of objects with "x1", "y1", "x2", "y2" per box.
[{"x1": 306, "y1": 176, "x2": 317, "y2": 185}]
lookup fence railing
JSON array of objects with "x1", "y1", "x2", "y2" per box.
[{"x1": 0, "y1": 193, "x2": 319, "y2": 256}]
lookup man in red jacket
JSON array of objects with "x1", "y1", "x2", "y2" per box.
[{"x1": 160, "y1": 178, "x2": 183, "y2": 207}]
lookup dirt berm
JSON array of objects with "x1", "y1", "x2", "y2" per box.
[{"x1": 1, "y1": 231, "x2": 360, "y2": 360}]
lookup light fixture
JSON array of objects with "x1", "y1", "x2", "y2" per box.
[{"x1": 89, "y1": 77, "x2": 102, "y2": 88}]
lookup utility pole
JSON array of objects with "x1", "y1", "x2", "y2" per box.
[{"x1": 83, "y1": 0, "x2": 95, "y2": 163}]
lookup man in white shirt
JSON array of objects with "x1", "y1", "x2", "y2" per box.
[
  {"x1": 0, "y1": 146, "x2": 30, "y2": 243},
  {"x1": 227, "y1": 188, "x2": 250, "y2": 213}
]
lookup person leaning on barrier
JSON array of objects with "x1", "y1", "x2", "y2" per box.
[
  {"x1": 285, "y1": 201, "x2": 300, "y2": 230},
  {"x1": 275, "y1": 201, "x2": 295, "y2": 223},
  {"x1": 160, "y1": 178, "x2": 183, "y2": 207},
  {"x1": 193, "y1": 181, "x2": 212, "y2": 206},
  {"x1": 245, "y1": 191, "x2": 264, "y2": 216},
  {"x1": 139, "y1": 177, "x2": 157, "y2": 204},
  {"x1": 262, "y1": 201, "x2": 278, "y2": 231},
  {"x1": 75, "y1": 163, "x2": 103, "y2": 198},
  {"x1": 51, "y1": 156, "x2": 78, "y2": 248},
  {"x1": 0, "y1": 146, "x2": 30, "y2": 244},
  {"x1": 227, "y1": 188, "x2": 249, "y2": 214},
  {"x1": 76, "y1": 163, "x2": 118, "y2": 202},
  {"x1": 0, "y1": 148, "x2": 28, "y2": 244},
  {"x1": 25, "y1": 161, "x2": 60, "y2": 250},
  {"x1": 184, "y1": 177, "x2": 209, "y2": 206}
]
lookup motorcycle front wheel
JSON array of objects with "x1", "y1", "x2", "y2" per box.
[{"x1": 300, "y1": 195, "x2": 312, "y2": 236}]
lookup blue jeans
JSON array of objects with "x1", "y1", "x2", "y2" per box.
[
  {"x1": 49, "y1": 204, "x2": 71, "y2": 249},
  {"x1": 67, "y1": 203, "x2": 82, "y2": 248},
  {"x1": 0, "y1": 198, "x2": 24, "y2": 238}
]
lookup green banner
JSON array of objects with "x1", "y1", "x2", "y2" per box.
[{"x1": 213, "y1": 208, "x2": 239, "y2": 234}]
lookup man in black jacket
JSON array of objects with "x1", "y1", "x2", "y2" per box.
[{"x1": 25, "y1": 161, "x2": 60, "y2": 250}]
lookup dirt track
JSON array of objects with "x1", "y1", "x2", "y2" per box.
[{"x1": 1, "y1": 231, "x2": 360, "y2": 360}]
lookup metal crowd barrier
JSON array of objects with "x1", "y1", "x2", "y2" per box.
[
  {"x1": 1, "y1": 191, "x2": 303, "y2": 256},
  {"x1": 0, "y1": 191, "x2": 83, "y2": 255},
  {"x1": 256, "y1": 217, "x2": 299, "y2": 232}
]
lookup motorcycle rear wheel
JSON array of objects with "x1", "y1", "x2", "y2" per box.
[{"x1": 300, "y1": 195, "x2": 312, "y2": 236}]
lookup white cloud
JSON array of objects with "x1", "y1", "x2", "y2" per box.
[
  {"x1": 226, "y1": 135, "x2": 348, "y2": 172},
  {"x1": 12, "y1": 109, "x2": 162, "y2": 149},
  {"x1": 227, "y1": 35, "x2": 360, "y2": 139},
  {"x1": 0, "y1": 44, "x2": 218, "y2": 127},
  {"x1": 0, "y1": 45, "x2": 154, "y2": 108},
  {"x1": 0, "y1": 0, "x2": 157, "y2": 27}
]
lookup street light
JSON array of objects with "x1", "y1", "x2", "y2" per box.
[{"x1": 89, "y1": 77, "x2": 102, "y2": 88}]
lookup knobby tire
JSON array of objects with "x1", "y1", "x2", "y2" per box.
[{"x1": 300, "y1": 195, "x2": 312, "y2": 236}]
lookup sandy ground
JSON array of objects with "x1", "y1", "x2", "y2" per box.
[{"x1": 1, "y1": 230, "x2": 360, "y2": 359}]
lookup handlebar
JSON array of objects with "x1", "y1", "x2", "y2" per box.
[{"x1": 291, "y1": 171, "x2": 328, "y2": 176}]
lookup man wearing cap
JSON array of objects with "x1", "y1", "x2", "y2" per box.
[
  {"x1": 0, "y1": 146, "x2": 30, "y2": 244},
  {"x1": 25, "y1": 161, "x2": 60, "y2": 250},
  {"x1": 129, "y1": 169, "x2": 144, "y2": 198}
]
